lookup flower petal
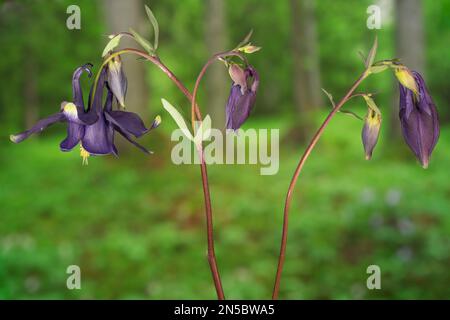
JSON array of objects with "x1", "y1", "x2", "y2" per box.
[
  {"x1": 81, "y1": 114, "x2": 114, "y2": 155},
  {"x1": 399, "y1": 71, "x2": 440, "y2": 168},
  {"x1": 72, "y1": 63, "x2": 98, "y2": 125},
  {"x1": 115, "y1": 127, "x2": 152, "y2": 154},
  {"x1": 60, "y1": 123, "x2": 85, "y2": 152},
  {"x1": 105, "y1": 111, "x2": 149, "y2": 138},
  {"x1": 225, "y1": 85, "x2": 242, "y2": 130},
  {"x1": 10, "y1": 113, "x2": 65, "y2": 143}
]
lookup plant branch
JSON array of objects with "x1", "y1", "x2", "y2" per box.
[
  {"x1": 96, "y1": 47, "x2": 227, "y2": 299},
  {"x1": 187, "y1": 50, "x2": 245, "y2": 300},
  {"x1": 272, "y1": 71, "x2": 368, "y2": 300}
]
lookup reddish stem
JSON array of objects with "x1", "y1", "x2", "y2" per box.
[
  {"x1": 107, "y1": 48, "x2": 226, "y2": 299},
  {"x1": 272, "y1": 72, "x2": 367, "y2": 299},
  {"x1": 188, "y1": 50, "x2": 244, "y2": 300}
]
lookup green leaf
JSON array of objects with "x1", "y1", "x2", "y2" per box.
[
  {"x1": 365, "y1": 36, "x2": 378, "y2": 68},
  {"x1": 161, "y1": 99, "x2": 193, "y2": 141},
  {"x1": 358, "y1": 51, "x2": 366, "y2": 64},
  {"x1": 129, "y1": 27, "x2": 154, "y2": 54},
  {"x1": 236, "y1": 29, "x2": 253, "y2": 49},
  {"x1": 238, "y1": 44, "x2": 261, "y2": 54},
  {"x1": 102, "y1": 34, "x2": 122, "y2": 57},
  {"x1": 321, "y1": 88, "x2": 335, "y2": 108},
  {"x1": 339, "y1": 109, "x2": 363, "y2": 121},
  {"x1": 145, "y1": 5, "x2": 159, "y2": 51},
  {"x1": 363, "y1": 95, "x2": 381, "y2": 115},
  {"x1": 368, "y1": 64, "x2": 389, "y2": 74}
]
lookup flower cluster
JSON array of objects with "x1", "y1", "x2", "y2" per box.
[
  {"x1": 361, "y1": 61, "x2": 440, "y2": 168},
  {"x1": 10, "y1": 60, "x2": 160, "y2": 164}
]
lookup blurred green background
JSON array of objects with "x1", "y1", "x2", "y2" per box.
[{"x1": 0, "y1": 0, "x2": 449, "y2": 299}]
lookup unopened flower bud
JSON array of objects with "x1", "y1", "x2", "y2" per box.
[
  {"x1": 398, "y1": 71, "x2": 440, "y2": 168},
  {"x1": 362, "y1": 108, "x2": 382, "y2": 160},
  {"x1": 107, "y1": 56, "x2": 127, "y2": 107}
]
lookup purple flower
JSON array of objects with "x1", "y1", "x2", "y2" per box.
[
  {"x1": 361, "y1": 108, "x2": 381, "y2": 160},
  {"x1": 10, "y1": 63, "x2": 159, "y2": 164},
  {"x1": 225, "y1": 65, "x2": 259, "y2": 130},
  {"x1": 398, "y1": 71, "x2": 439, "y2": 168}
]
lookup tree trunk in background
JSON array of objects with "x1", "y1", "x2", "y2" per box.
[
  {"x1": 392, "y1": 0, "x2": 424, "y2": 137},
  {"x1": 291, "y1": 0, "x2": 322, "y2": 142},
  {"x1": 103, "y1": 0, "x2": 149, "y2": 151},
  {"x1": 205, "y1": 0, "x2": 228, "y2": 129}
]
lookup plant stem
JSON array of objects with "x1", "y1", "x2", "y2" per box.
[
  {"x1": 97, "y1": 47, "x2": 227, "y2": 299},
  {"x1": 187, "y1": 50, "x2": 245, "y2": 300},
  {"x1": 272, "y1": 72, "x2": 368, "y2": 300}
]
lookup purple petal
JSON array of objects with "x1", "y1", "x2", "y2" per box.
[
  {"x1": 225, "y1": 85, "x2": 242, "y2": 130},
  {"x1": 361, "y1": 113, "x2": 381, "y2": 160},
  {"x1": 90, "y1": 68, "x2": 108, "y2": 113},
  {"x1": 81, "y1": 114, "x2": 114, "y2": 155},
  {"x1": 60, "y1": 123, "x2": 85, "y2": 152},
  {"x1": 399, "y1": 71, "x2": 440, "y2": 168},
  {"x1": 247, "y1": 66, "x2": 260, "y2": 93},
  {"x1": 115, "y1": 127, "x2": 152, "y2": 154},
  {"x1": 105, "y1": 111, "x2": 149, "y2": 138},
  {"x1": 10, "y1": 113, "x2": 65, "y2": 143},
  {"x1": 226, "y1": 86, "x2": 256, "y2": 130},
  {"x1": 225, "y1": 66, "x2": 259, "y2": 130},
  {"x1": 72, "y1": 63, "x2": 98, "y2": 125}
]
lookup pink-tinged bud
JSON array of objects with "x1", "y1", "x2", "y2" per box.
[
  {"x1": 228, "y1": 64, "x2": 247, "y2": 94},
  {"x1": 225, "y1": 66, "x2": 259, "y2": 130},
  {"x1": 362, "y1": 108, "x2": 382, "y2": 160}
]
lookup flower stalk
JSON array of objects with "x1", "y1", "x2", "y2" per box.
[{"x1": 272, "y1": 72, "x2": 368, "y2": 299}]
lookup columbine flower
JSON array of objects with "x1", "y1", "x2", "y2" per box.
[
  {"x1": 10, "y1": 63, "x2": 160, "y2": 164},
  {"x1": 361, "y1": 107, "x2": 381, "y2": 160},
  {"x1": 398, "y1": 71, "x2": 440, "y2": 168},
  {"x1": 225, "y1": 64, "x2": 259, "y2": 130},
  {"x1": 10, "y1": 63, "x2": 97, "y2": 145}
]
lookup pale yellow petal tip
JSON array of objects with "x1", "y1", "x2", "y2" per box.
[
  {"x1": 154, "y1": 115, "x2": 162, "y2": 126},
  {"x1": 421, "y1": 162, "x2": 429, "y2": 169},
  {"x1": 10, "y1": 135, "x2": 18, "y2": 143},
  {"x1": 365, "y1": 155, "x2": 372, "y2": 161}
]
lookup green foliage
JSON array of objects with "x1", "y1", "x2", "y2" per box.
[
  {"x1": 0, "y1": 115, "x2": 448, "y2": 299},
  {"x1": 1, "y1": 0, "x2": 449, "y2": 299}
]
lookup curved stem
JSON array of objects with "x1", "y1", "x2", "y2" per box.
[
  {"x1": 272, "y1": 72, "x2": 368, "y2": 300},
  {"x1": 97, "y1": 47, "x2": 228, "y2": 299},
  {"x1": 187, "y1": 50, "x2": 244, "y2": 300},
  {"x1": 191, "y1": 51, "x2": 246, "y2": 125},
  {"x1": 91, "y1": 48, "x2": 203, "y2": 120}
]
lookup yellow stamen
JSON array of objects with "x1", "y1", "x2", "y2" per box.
[{"x1": 80, "y1": 144, "x2": 90, "y2": 165}]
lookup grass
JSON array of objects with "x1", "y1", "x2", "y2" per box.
[{"x1": 0, "y1": 113, "x2": 449, "y2": 299}]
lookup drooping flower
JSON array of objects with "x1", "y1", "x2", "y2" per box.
[
  {"x1": 10, "y1": 63, "x2": 160, "y2": 164},
  {"x1": 362, "y1": 107, "x2": 382, "y2": 160},
  {"x1": 225, "y1": 64, "x2": 259, "y2": 130},
  {"x1": 398, "y1": 71, "x2": 440, "y2": 168}
]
